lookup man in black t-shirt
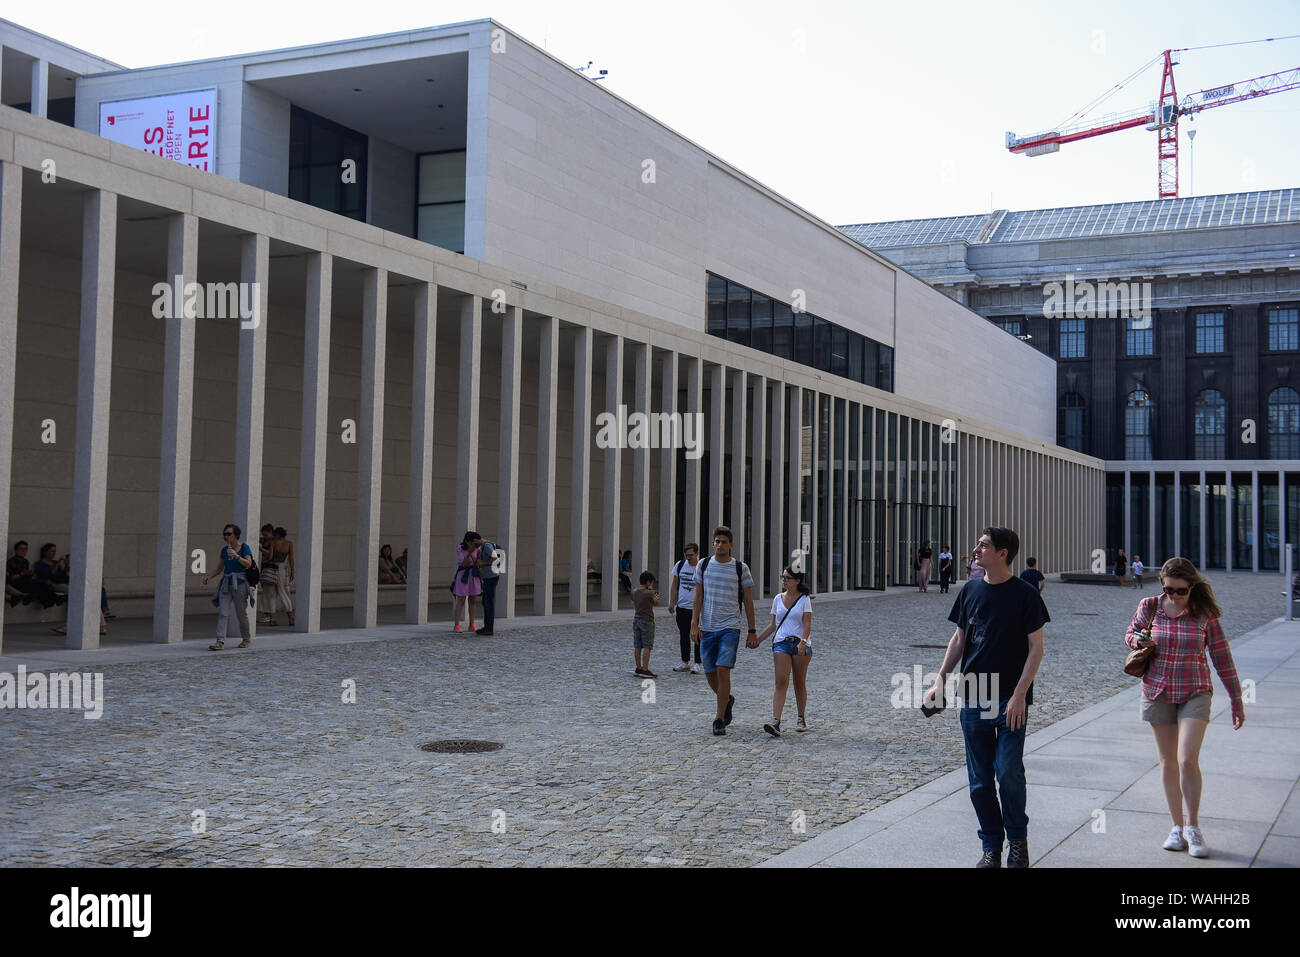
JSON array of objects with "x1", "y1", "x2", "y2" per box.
[{"x1": 924, "y1": 526, "x2": 1048, "y2": 869}]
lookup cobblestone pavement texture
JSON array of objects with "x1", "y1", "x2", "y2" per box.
[{"x1": 0, "y1": 573, "x2": 1284, "y2": 867}]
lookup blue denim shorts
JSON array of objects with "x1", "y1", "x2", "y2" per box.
[
  {"x1": 700, "y1": 629, "x2": 740, "y2": 672},
  {"x1": 773, "y1": 638, "x2": 811, "y2": 657}
]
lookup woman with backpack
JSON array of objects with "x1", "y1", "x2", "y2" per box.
[{"x1": 760, "y1": 565, "x2": 814, "y2": 737}]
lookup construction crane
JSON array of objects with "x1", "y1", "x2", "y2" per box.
[{"x1": 1006, "y1": 39, "x2": 1300, "y2": 198}]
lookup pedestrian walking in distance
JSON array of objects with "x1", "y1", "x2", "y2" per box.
[
  {"x1": 689, "y1": 526, "x2": 756, "y2": 736},
  {"x1": 1125, "y1": 557, "x2": 1244, "y2": 860},
  {"x1": 759, "y1": 565, "x2": 813, "y2": 737},
  {"x1": 925, "y1": 527, "x2": 1048, "y2": 868},
  {"x1": 669, "y1": 543, "x2": 703, "y2": 674},
  {"x1": 917, "y1": 541, "x2": 933, "y2": 592},
  {"x1": 202, "y1": 523, "x2": 255, "y2": 651}
]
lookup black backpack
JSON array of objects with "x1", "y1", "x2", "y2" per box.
[{"x1": 697, "y1": 556, "x2": 748, "y2": 608}]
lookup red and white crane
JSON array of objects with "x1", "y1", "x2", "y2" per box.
[{"x1": 1006, "y1": 40, "x2": 1300, "y2": 199}]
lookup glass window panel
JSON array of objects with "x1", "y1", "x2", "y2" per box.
[
  {"x1": 848, "y1": 334, "x2": 864, "y2": 383},
  {"x1": 751, "y1": 293, "x2": 772, "y2": 354},
  {"x1": 1192, "y1": 390, "x2": 1226, "y2": 458},
  {"x1": 418, "y1": 151, "x2": 466, "y2": 204},
  {"x1": 1058, "y1": 318, "x2": 1086, "y2": 359},
  {"x1": 877, "y1": 345, "x2": 894, "y2": 393},
  {"x1": 1268, "y1": 387, "x2": 1300, "y2": 457},
  {"x1": 1126, "y1": 315, "x2": 1154, "y2": 356},
  {"x1": 795, "y1": 312, "x2": 813, "y2": 366},
  {"x1": 727, "y1": 282, "x2": 751, "y2": 346},
  {"x1": 1194, "y1": 312, "x2": 1224, "y2": 354},
  {"x1": 772, "y1": 301, "x2": 794, "y2": 360},
  {"x1": 416, "y1": 202, "x2": 465, "y2": 254},
  {"x1": 1269, "y1": 308, "x2": 1299, "y2": 351},
  {"x1": 831, "y1": 326, "x2": 848, "y2": 378},
  {"x1": 1125, "y1": 390, "x2": 1153, "y2": 459},
  {"x1": 813, "y1": 317, "x2": 831, "y2": 372},
  {"x1": 707, "y1": 274, "x2": 728, "y2": 338}
]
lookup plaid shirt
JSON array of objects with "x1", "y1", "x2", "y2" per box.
[{"x1": 1125, "y1": 596, "x2": 1243, "y2": 710}]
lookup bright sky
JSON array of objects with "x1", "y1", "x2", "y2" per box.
[{"x1": 25, "y1": 0, "x2": 1300, "y2": 225}]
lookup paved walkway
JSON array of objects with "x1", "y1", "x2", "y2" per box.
[
  {"x1": 760, "y1": 617, "x2": 1300, "y2": 868},
  {"x1": 1, "y1": 572, "x2": 1292, "y2": 867}
]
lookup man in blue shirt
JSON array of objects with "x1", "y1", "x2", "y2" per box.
[
  {"x1": 476, "y1": 534, "x2": 500, "y2": 636},
  {"x1": 925, "y1": 526, "x2": 1048, "y2": 868},
  {"x1": 1019, "y1": 557, "x2": 1045, "y2": 593}
]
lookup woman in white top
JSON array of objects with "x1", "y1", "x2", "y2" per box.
[{"x1": 759, "y1": 565, "x2": 814, "y2": 737}]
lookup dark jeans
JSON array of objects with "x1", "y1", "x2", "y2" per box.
[
  {"x1": 939, "y1": 570, "x2": 952, "y2": 593},
  {"x1": 481, "y1": 576, "x2": 498, "y2": 632},
  {"x1": 675, "y1": 607, "x2": 700, "y2": 663},
  {"x1": 960, "y1": 699, "x2": 1028, "y2": 852}
]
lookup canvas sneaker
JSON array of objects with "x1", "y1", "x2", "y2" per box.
[
  {"x1": 1162, "y1": 825, "x2": 1187, "y2": 851},
  {"x1": 763, "y1": 720, "x2": 781, "y2": 737},
  {"x1": 690, "y1": 663, "x2": 703, "y2": 675},
  {"x1": 673, "y1": 661, "x2": 691, "y2": 672},
  {"x1": 796, "y1": 716, "x2": 809, "y2": 732},
  {"x1": 1184, "y1": 825, "x2": 1209, "y2": 858}
]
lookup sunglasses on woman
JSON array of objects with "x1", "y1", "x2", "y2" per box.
[{"x1": 1163, "y1": 585, "x2": 1189, "y2": 596}]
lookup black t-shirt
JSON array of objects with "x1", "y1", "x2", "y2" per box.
[
  {"x1": 1020, "y1": 568, "x2": 1044, "y2": 589},
  {"x1": 948, "y1": 576, "x2": 1050, "y2": 706},
  {"x1": 919, "y1": 547, "x2": 932, "y2": 560},
  {"x1": 6, "y1": 555, "x2": 28, "y2": 581}
]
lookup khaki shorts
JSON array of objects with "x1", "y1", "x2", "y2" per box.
[{"x1": 1141, "y1": 690, "x2": 1211, "y2": 725}]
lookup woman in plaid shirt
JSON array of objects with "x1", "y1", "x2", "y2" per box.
[{"x1": 1125, "y1": 557, "x2": 1245, "y2": 859}]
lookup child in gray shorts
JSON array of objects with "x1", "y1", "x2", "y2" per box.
[{"x1": 632, "y1": 571, "x2": 660, "y2": 678}]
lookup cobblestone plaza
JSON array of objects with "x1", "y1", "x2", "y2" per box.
[{"x1": 1, "y1": 573, "x2": 1285, "y2": 867}]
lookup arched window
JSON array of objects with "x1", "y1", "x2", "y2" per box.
[
  {"x1": 1192, "y1": 390, "x2": 1225, "y2": 458},
  {"x1": 1125, "y1": 390, "x2": 1153, "y2": 459},
  {"x1": 1268, "y1": 387, "x2": 1300, "y2": 458},
  {"x1": 1058, "y1": 392, "x2": 1085, "y2": 452}
]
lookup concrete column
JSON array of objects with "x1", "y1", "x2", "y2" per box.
[
  {"x1": 30, "y1": 59, "x2": 48, "y2": 119},
  {"x1": 0, "y1": 163, "x2": 21, "y2": 650},
  {"x1": 1199, "y1": 469, "x2": 1207, "y2": 570},
  {"x1": 787, "y1": 386, "x2": 802, "y2": 574},
  {"x1": 683, "y1": 357, "x2": 702, "y2": 546},
  {"x1": 838, "y1": 404, "x2": 848, "y2": 591},
  {"x1": 533, "y1": 316, "x2": 559, "y2": 616},
  {"x1": 456, "y1": 295, "x2": 481, "y2": 532},
  {"x1": 657, "y1": 351, "x2": 678, "y2": 592},
  {"x1": 1225, "y1": 469, "x2": 1233, "y2": 572},
  {"x1": 769, "y1": 381, "x2": 786, "y2": 588},
  {"x1": 810, "y1": 393, "x2": 819, "y2": 591},
  {"x1": 569, "y1": 326, "x2": 592, "y2": 613},
  {"x1": 1123, "y1": 470, "x2": 1131, "y2": 557},
  {"x1": 233, "y1": 232, "x2": 269, "y2": 637},
  {"x1": 352, "y1": 268, "x2": 387, "y2": 629},
  {"x1": 1174, "y1": 471, "x2": 1181, "y2": 558},
  {"x1": 750, "y1": 375, "x2": 766, "y2": 597},
  {"x1": 629, "y1": 341, "x2": 651, "y2": 596},
  {"x1": 600, "y1": 335, "x2": 622, "y2": 612},
  {"x1": 498, "y1": 305, "x2": 523, "y2": 619},
  {"x1": 824, "y1": 396, "x2": 834, "y2": 593},
  {"x1": 708, "y1": 363, "x2": 725, "y2": 528},
  {"x1": 66, "y1": 190, "x2": 116, "y2": 650},
  {"x1": 296, "y1": 253, "x2": 332, "y2": 633},
  {"x1": 1280, "y1": 470, "x2": 1287, "y2": 572},
  {"x1": 406, "y1": 283, "x2": 437, "y2": 624},
  {"x1": 1252, "y1": 471, "x2": 1260, "y2": 573},
  {"x1": 729, "y1": 368, "x2": 746, "y2": 558},
  {"x1": 152, "y1": 213, "x2": 198, "y2": 643}
]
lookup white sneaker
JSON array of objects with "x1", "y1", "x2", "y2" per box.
[
  {"x1": 690, "y1": 662, "x2": 703, "y2": 674},
  {"x1": 796, "y1": 716, "x2": 809, "y2": 732},
  {"x1": 1162, "y1": 825, "x2": 1187, "y2": 851},
  {"x1": 1184, "y1": 825, "x2": 1209, "y2": 858},
  {"x1": 672, "y1": 661, "x2": 690, "y2": 672}
]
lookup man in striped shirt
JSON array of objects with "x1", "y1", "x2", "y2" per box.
[{"x1": 690, "y1": 525, "x2": 756, "y2": 736}]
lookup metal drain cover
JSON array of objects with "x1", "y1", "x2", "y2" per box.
[{"x1": 420, "y1": 739, "x2": 504, "y2": 754}]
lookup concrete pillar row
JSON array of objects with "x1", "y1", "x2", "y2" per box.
[
  {"x1": 0, "y1": 162, "x2": 22, "y2": 652},
  {"x1": 768, "y1": 380, "x2": 786, "y2": 591},
  {"x1": 533, "y1": 315, "x2": 559, "y2": 616},
  {"x1": 406, "y1": 283, "x2": 437, "y2": 625},
  {"x1": 629, "y1": 341, "x2": 651, "y2": 597},
  {"x1": 233, "y1": 232, "x2": 269, "y2": 638},
  {"x1": 295, "y1": 253, "x2": 332, "y2": 633},
  {"x1": 498, "y1": 305, "x2": 523, "y2": 620},
  {"x1": 152, "y1": 213, "x2": 198, "y2": 644},
  {"x1": 750, "y1": 374, "x2": 767, "y2": 597},
  {"x1": 569, "y1": 326, "x2": 592, "y2": 614},
  {"x1": 352, "y1": 267, "x2": 387, "y2": 629},
  {"x1": 600, "y1": 335, "x2": 622, "y2": 612},
  {"x1": 657, "y1": 350, "x2": 678, "y2": 592},
  {"x1": 456, "y1": 295, "x2": 481, "y2": 533},
  {"x1": 67, "y1": 189, "x2": 117, "y2": 650},
  {"x1": 730, "y1": 368, "x2": 746, "y2": 559}
]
